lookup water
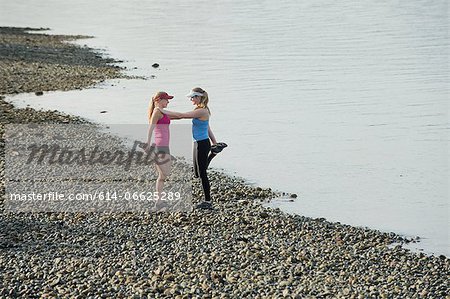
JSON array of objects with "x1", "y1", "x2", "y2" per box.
[{"x1": 1, "y1": 0, "x2": 448, "y2": 256}]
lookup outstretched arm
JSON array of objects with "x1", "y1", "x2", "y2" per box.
[
  {"x1": 158, "y1": 108, "x2": 183, "y2": 119},
  {"x1": 158, "y1": 108, "x2": 208, "y2": 119}
]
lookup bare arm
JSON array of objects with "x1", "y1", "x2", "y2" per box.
[
  {"x1": 146, "y1": 109, "x2": 163, "y2": 146},
  {"x1": 159, "y1": 108, "x2": 208, "y2": 119},
  {"x1": 158, "y1": 108, "x2": 183, "y2": 118},
  {"x1": 208, "y1": 125, "x2": 217, "y2": 145}
]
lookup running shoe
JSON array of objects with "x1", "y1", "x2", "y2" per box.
[
  {"x1": 196, "y1": 201, "x2": 214, "y2": 210},
  {"x1": 211, "y1": 142, "x2": 228, "y2": 154}
]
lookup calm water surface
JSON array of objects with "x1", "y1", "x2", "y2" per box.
[{"x1": 1, "y1": 0, "x2": 448, "y2": 255}]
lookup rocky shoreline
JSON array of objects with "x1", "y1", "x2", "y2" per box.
[{"x1": 0, "y1": 27, "x2": 448, "y2": 298}]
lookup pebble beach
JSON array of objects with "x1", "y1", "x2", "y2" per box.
[{"x1": 0, "y1": 27, "x2": 448, "y2": 298}]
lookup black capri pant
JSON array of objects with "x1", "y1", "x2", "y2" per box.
[{"x1": 193, "y1": 139, "x2": 211, "y2": 201}]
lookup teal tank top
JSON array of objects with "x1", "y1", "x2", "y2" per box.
[{"x1": 192, "y1": 118, "x2": 209, "y2": 141}]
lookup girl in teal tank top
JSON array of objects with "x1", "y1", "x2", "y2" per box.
[{"x1": 192, "y1": 118, "x2": 209, "y2": 141}]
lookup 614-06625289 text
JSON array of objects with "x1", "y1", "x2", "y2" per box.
[{"x1": 8, "y1": 191, "x2": 183, "y2": 202}]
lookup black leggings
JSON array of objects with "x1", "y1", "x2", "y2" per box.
[{"x1": 193, "y1": 139, "x2": 217, "y2": 201}]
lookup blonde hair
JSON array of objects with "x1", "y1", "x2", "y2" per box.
[
  {"x1": 192, "y1": 87, "x2": 210, "y2": 114},
  {"x1": 148, "y1": 91, "x2": 166, "y2": 122}
]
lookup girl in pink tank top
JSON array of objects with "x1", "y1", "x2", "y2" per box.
[
  {"x1": 142, "y1": 91, "x2": 174, "y2": 204},
  {"x1": 154, "y1": 113, "x2": 170, "y2": 147}
]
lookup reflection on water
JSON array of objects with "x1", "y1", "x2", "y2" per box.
[{"x1": 1, "y1": 0, "x2": 448, "y2": 256}]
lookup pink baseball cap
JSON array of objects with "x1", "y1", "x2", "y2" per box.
[{"x1": 157, "y1": 92, "x2": 174, "y2": 100}]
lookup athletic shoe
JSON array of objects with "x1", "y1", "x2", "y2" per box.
[
  {"x1": 196, "y1": 201, "x2": 214, "y2": 210},
  {"x1": 211, "y1": 142, "x2": 228, "y2": 154}
]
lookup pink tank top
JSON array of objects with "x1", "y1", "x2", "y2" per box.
[{"x1": 154, "y1": 114, "x2": 170, "y2": 146}]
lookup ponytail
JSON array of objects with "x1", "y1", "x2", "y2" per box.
[
  {"x1": 192, "y1": 87, "x2": 211, "y2": 114},
  {"x1": 148, "y1": 91, "x2": 165, "y2": 122},
  {"x1": 148, "y1": 99, "x2": 156, "y2": 123}
]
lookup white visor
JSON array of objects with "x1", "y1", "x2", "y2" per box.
[{"x1": 186, "y1": 91, "x2": 204, "y2": 98}]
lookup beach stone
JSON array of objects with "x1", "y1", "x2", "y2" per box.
[{"x1": 260, "y1": 212, "x2": 269, "y2": 218}]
